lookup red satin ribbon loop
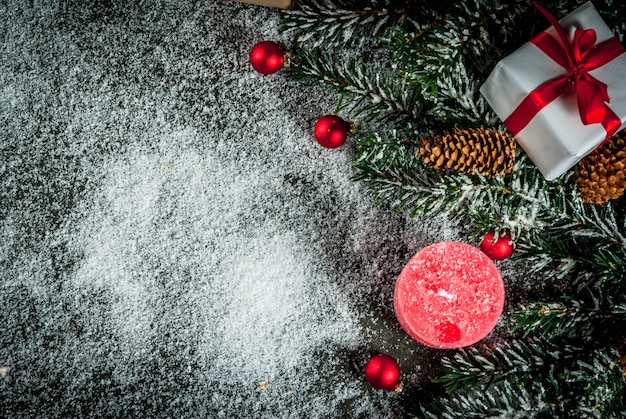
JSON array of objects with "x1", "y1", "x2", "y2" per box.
[{"x1": 503, "y1": 3, "x2": 625, "y2": 140}]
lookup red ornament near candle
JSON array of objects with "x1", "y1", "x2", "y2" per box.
[
  {"x1": 480, "y1": 228, "x2": 514, "y2": 260},
  {"x1": 364, "y1": 354, "x2": 401, "y2": 391},
  {"x1": 314, "y1": 115, "x2": 351, "y2": 148},
  {"x1": 250, "y1": 41, "x2": 285, "y2": 75},
  {"x1": 394, "y1": 242, "x2": 505, "y2": 349}
]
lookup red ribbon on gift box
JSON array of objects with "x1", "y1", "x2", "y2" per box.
[{"x1": 504, "y1": 2, "x2": 625, "y2": 141}]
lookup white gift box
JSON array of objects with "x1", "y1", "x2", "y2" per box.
[{"x1": 480, "y1": 2, "x2": 626, "y2": 180}]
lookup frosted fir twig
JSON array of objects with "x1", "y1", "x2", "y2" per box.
[
  {"x1": 288, "y1": 49, "x2": 423, "y2": 124},
  {"x1": 352, "y1": 132, "x2": 471, "y2": 218},
  {"x1": 433, "y1": 340, "x2": 559, "y2": 393},
  {"x1": 514, "y1": 199, "x2": 626, "y2": 285},
  {"x1": 569, "y1": 349, "x2": 626, "y2": 416},
  {"x1": 282, "y1": 2, "x2": 402, "y2": 48},
  {"x1": 426, "y1": 347, "x2": 625, "y2": 418},
  {"x1": 391, "y1": 0, "x2": 527, "y2": 76},
  {"x1": 591, "y1": 248, "x2": 626, "y2": 289},
  {"x1": 427, "y1": 60, "x2": 498, "y2": 127},
  {"x1": 513, "y1": 300, "x2": 600, "y2": 340},
  {"x1": 282, "y1": 0, "x2": 415, "y2": 48},
  {"x1": 512, "y1": 284, "x2": 626, "y2": 344},
  {"x1": 567, "y1": 203, "x2": 626, "y2": 250},
  {"x1": 422, "y1": 379, "x2": 551, "y2": 419},
  {"x1": 428, "y1": 339, "x2": 625, "y2": 417},
  {"x1": 354, "y1": 135, "x2": 579, "y2": 238}
]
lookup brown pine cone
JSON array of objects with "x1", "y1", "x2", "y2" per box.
[
  {"x1": 418, "y1": 128, "x2": 516, "y2": 177},
  {"x1": 574, "y1": 132, "x2": 626, "y2": 205}
]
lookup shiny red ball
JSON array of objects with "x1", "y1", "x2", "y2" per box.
[
  {"x1": 480, "y1": 228, "x2": 514, "y2": 260},
  {"x1": 314, "y1": 115, "x2": 350, "y2": 148},
  {"x1": 250, "y1": 41, "x2": 284, "y2": 75},
  {"x1": 364, "y1": 354, "x2": 401, "y2": 390}
]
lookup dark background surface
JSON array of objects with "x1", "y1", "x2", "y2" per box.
[{"x1": 0, "y1": 1, "x2": 532, "y2": 416}]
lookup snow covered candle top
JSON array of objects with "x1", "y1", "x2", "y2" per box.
[{"x1": 393, "y1": 242, "x2": 505, "y2": 349}]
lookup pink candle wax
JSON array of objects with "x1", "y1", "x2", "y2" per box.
[{"x1": 393, "y1": 242, "x2": 505, "y2": 349}]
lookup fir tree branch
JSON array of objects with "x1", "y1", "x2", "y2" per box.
[
  {"x1": 567, "y1": 202, "x2": 626, "y2": 250},
  {"x1": 592, "y1": 248, "x2": 626, "y2": 291},
  {"x1": 422, "y1": 380, "x2": 554, "y2": 419},
  {"x1": 515, "y1": 235, "x2": 597, "y2": 281},
  {"x1": 515, "y1": 221, "x2": 626, "y2": 287},
  {"x1": 433, "y1": 340, "x2": 561, "y2": 393},
  {"x1": 352, "y1": 131, "x2": 476, "y2": 218},
  {"x1": 428, "y1": 341, "x2": 626, "y2": 418},
  {"x1": 288, "y1": 49, "x2": 424, "y2": 124},
  {"x1": 282, "y1": 0, "x2": 419, "y2": 48},
  {"x1": 568, "y1": 348, "x2": 626, "y2": 417},
  {"x1": 389, "y1": 0, "x2": 528, "y2": 81},
  {"x1": 512, "y1": 299, "x2": 609, "y2": 340},
  {"x1": 353, "y1": 134, "x2": 580, "y2": 238}
]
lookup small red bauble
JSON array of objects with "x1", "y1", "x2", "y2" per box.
[
  {"x1": 480, "y1": 228, "x2": 514, "y2": 260},
  {"x1": 250, "y1": 41, "x2": 285, "y2": 75},
  {"x1": 314, "y1": 115, "x2": 350, "y2": 148},
  {"x1": 364, "y1": 354, "x2": 401, "y2": 391}
]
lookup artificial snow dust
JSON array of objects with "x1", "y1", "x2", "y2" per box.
[{"x1": 1, "y1": 1, "x2": 472, "y2": 417}]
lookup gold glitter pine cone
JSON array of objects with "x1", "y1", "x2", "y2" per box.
[
  {"x1": 418, "y1": 128, "x2": 516, "y2": 177},
  {"x1": 574, "y1": 131, "x2": 626, "y2": 205}
]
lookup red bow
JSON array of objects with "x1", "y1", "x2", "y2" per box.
[{"x1": 504, "y1": 2, "x2": 624, "y2": 140}]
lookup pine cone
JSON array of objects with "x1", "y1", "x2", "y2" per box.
[
  {"x1": 574, "y1": 131, "x2": 626, "y2": 205},
  {"x1": 418, "y1": 128, "x2": 516, "y2": 177}
]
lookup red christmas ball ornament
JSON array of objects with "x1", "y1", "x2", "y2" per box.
[
  {"x1": 314, "y1": 115, "x2": 351, "y2": 148},
  {"x1": 480, "y1": 228, "x2": 514, "y2": 260},
  {"x1": 364, "y1": 354, "x2": 401, "y2": 391},
  {"x1": 250, "y1": 41, "x2": 285, "y2": 75}
]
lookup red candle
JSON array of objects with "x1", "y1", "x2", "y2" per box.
[{"x1": 393, "y1": 242, "x2": 505, "y2": 349}]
